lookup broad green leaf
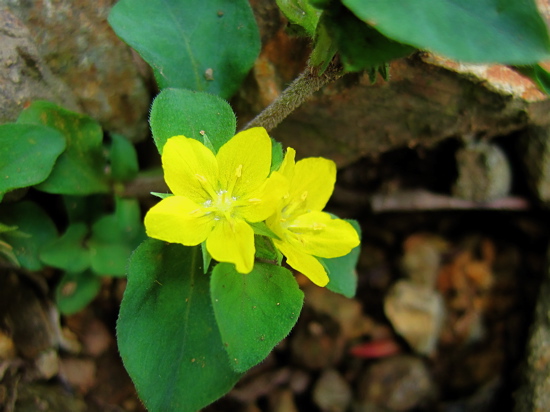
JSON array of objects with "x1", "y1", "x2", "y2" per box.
[
  {"x1": 322, "y1": 220, "x2": 361, "y2": 298},
  {"x1": 276, "y1": 0, "x2": 322, "y2": 37},
  {"x1": 0, "y1": 123, "x2": 65, "y2": 196},
  {"x1": 108, "y1": 0, "x2": 260, "y2": 98},
  {"x1": 254, "y1": 235, "x2": 280, "y2": 263},
  {"x1": 117, "y1": 240, "x2": 242, "y2": 412},
  {"x1": 40, "y1": 223, "x2": 91, "y2": 273},
  {"x1": 149, "y1": 88, "x2": 237, "y2": 154},
  {"x1": 322, "y1": 6, "x2": 414, "y2": 72},
  {"x1": 109, "y1": 133, "x2": 139, "y2": 182},
  {"x1": 342, "y1": 0, "x2": 550, "y2": 64},
  {"x1": 55, "y1": 271, "x2": 102, "y2": 315},
  {"x1": 211, "y1": 262, "x2": 304, "y2": 372},
  {"x1": 17, "y1": 101, "x2": 108, "y2": 195},
  {"x1": 0, "y1": 201, "x2": 57, "y2": 270}
]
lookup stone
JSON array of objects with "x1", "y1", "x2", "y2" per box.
[{"x1": 1, "y1": 0, "x2": 151, "y2": 141}]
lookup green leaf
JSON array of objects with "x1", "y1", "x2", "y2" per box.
[
  {"x1": 249, "y1": 221, "x2": 280, "y2": 240},
  {"x1": 17, "y1": 101, "x2": 108, "y2": 195},
  {"x1": 40, "y1": 223, "x2": 91, "y2": 273},
  {"x1": 149, "y1": 88, "x2": 237, "y2": 154},
  {"x1": 211, "y1": 262, "x2": 304, "y2": 372},
  {"x1": 0, "y1": 201, "x2": 57, "y2": 270},
  {"x1": 254, "y1": 235, "x2": 281, "y2": 263},
  {"x1": 513, "y1": 64, "x2": 550, "y2": 95},
  {"x1": 108, "y1": 0, "x2": 260, "y2": 98},
  {"x1": 0, "y1": 123, "x2": 65, "y2": 196},
  {"x1": 322, "y1": 6, "x2": 414, "y2": 72},
  {"x1": 322, "y1": 220, "x2": 361, "y2": 298},
  {"x1": 55, "y1": 271, "x2": 102, "y2": 315},
  {"x1": 271, "y1": 139, "x2": 284, "y2": 172},
  {"x1": 63, "y1": 195, "x2": 105, "y2": 223},
  {"x1": 342, "y1": 0, "x2": 550, "y2": 64},
  {"x1": 276, "y1": 0, "x2": 322, "y2": 37},
  {"x1": 109, "y1": 133, "x2": 139, "y2": 182},
  {"x1": 89, "y1": 198, "x2": 144, "y2": 276},
  {"x1": 309, "y1": 13, "x2": 338, "y2": 73},
  {"x1": 117, "y1": 240, "x2": 242, "y2": 412}
]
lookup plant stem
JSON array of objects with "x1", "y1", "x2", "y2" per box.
[{"x1": 244, "y1": 59, "x2": 344, "y2": 132}]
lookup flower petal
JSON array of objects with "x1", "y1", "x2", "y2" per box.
[
  {"x1": 278, "y1": 147, "x2": 296, "y2": 180},
  {"x1": 144, "y1": 196, "x2": 215, "y2": 245},
  {"x1": 162, "y1": 136, "x2": 218, "y2": 202},
  {"x1": 206, "y1": 218, "x2": 255, "y2": 273},
  {"x1": 287, "y1": 211, "x2": 360, "y2": 258},
  {"x1": 291, "y1": 158, "x2": 336, "y2": 211},
  {"x1": 274, "y1": 239, "x2": 329, "y2": 286},
  {"x1": 216, "y1": 127, "x2": 271, "y2": 198},
  {"x1": 239, "y1": 171, "x2": 288, "y2": 223}
]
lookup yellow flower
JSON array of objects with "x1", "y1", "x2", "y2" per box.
[
  {"x1": 144, "y1": 128, "x2": 286, "y2": 273},
  {"x1": 266, "y1": 148, "x2": 360, "y2": 286}
]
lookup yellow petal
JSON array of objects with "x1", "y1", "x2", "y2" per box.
[
  {"x1": 287, "y1": 211, "x2": 360, "y2": 258},
  {"x1": 291, "y1": 158, "x2": 336, "y2": 211},
  {"x1": 274, "y1": 239, "x2": 329, "y2": 287},
  {"x1": 144, "y1": 196, "x2": 215, "y2": 245},
  {"x1": 206, "y1": 218, "x2": 255, "y2": 273},
  {"x1": 162, "y1": 136, "x2": 218, "y2": 203},
  {"x1": 278, "y1": 147, "x2": 296, "y2": 180},
  {"x1": 239, "y1": 171, "x2": 288, "y2": 223},
  {"x1": 216, "y1": 128, "x2": 271, "y2": 198}
]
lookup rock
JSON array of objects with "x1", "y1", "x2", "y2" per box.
[
  {"x1": 0, "y1": 8, "x2": 80, "y2": 123},
  {"x1": 384, "y1": 280, "x2": 446, "y2": 355},
  {"x1": 452, "y1": 137, "x2": 512, "y2": 202},
  {"x1": 355, "y1": 355, "x2": 434, "y2": 412},
  {"x1": 312, "y1": 368, "x2": 352, "y2": 412},
  {"x1": 1, "y1": 0, "x2": 151, "y2": 141}
]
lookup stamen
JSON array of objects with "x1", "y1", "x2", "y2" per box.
[
  {"x1": 195, "y1": 174, "x2": 207, "y2": 183},
  {"x1": 301, "y1": 191, "x2": 308, "y2": 201},
  {"x1": 235, "y1": 164, "x2": 243, "y2": 178},
  {"x1": 248, "y1": 198, "x2": 262, "y2": 204}
]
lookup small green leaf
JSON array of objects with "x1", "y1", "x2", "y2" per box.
[
  {"x1": 0, "y1": 201, "x2": 57, "y2": 270},
  {"x1": 151, "y1": 192, "x2": 173, "y2": 199},
  {"x1": 276, "y1": 0, "x2": 322, "y2": 37},
  {"x1": 309, "y1": 13, "x2": 338, "y2": 73},
  {"x1": 109, "y1": 133, "x2": 139, "y2": 182},
  {"x1": 55, "y1": 271, "x2": 102, "y2": 315},
  {"x1": 271, "y1": 139, "x2": 284, "y2": 172},
  {"x1": 63, "y1": 195, "x2": 105, "y2": 223},
  {"x1": 88, "y1": 198, "x2": 144, "y2": 276},
  {"x1": 211, "y1": 262, "x2": 304, "y2": 372},
  {"x1": 17, "y1": 101, "x2": 108, "y2": 195},
  {"x1": 322, "y1": 219, "x2": 361, "y2": 298},
  {"x1": 0, "y1": 123, "x2": 66, "y2": 195},
  {"x1": 254, "y1": 235, "x2": 281, "y2": 263},
  {"x1": 322, "y1": 6, "x2": 414, "y2": 72},
  {"x1": 249, "y1": 221, "x2": 280, "y2": 240},
  {"x1": 117, "y1": 240, "x2": 243, "y2": 412},
  {"x1": 513, "y1": 64, "x2": 550, "y2": 95},
  {"x1": 342, "y1": 0, "x2": 550, "y2": 64},
  {"x1": 108, "y1": 0, "x2": 260, "y2": 98},
  {"x1": 149, "y1": 88, "x2": 237, "y2": 154},
  {"x1": 40, "y1": 223, "x2": 91, "y2": 273}
]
